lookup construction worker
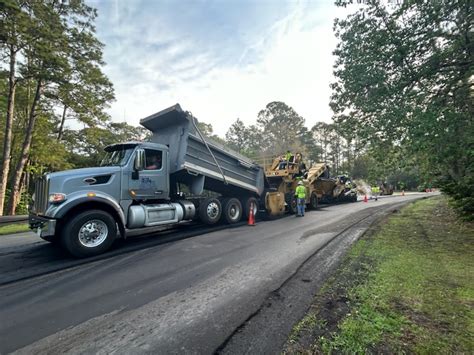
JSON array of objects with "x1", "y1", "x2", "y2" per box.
[
  {"x1": 279, "y1": 150, "x2": 293, "y2": 169},
  {"x1": 371, "y1": 185, "x2": 380, "y2": 201},
  {"x1": 295, "y1": 152, "x2": 307, "y2": 177},
  {"x1": 295, "y1": 181, "x2": 306, "y2": 217}
]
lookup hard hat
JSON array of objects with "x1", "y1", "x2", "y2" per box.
[{"x1": 298, "y1": 181, "x2": 303, "y2": 185}]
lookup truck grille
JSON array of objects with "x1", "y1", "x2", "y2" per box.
[{"x1": 34, "y1": 176, "x2": 49, "y2": 215}]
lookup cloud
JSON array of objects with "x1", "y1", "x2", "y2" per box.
[{"x1": 87, "y1": 0, "x2": 353, "y2": 136}]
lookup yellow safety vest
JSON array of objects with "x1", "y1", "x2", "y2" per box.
[
  {"x1": 295, "y1": 185, "x2": 306, "y2": 198},
  {"x1": 285, "y1": 152, "x2": 292, "y2": 161}
]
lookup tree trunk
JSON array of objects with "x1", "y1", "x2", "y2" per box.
[
  {"x1": 57, "y1": 104, "x2": 67, "y2": 141},
  {"x1": 0, "y1": 46, "x2": 17, "y2": 216},
  {"x1": 25, "y1": 165, "x2": 30, "y2": 201},
  {"x1": 6, "y1": 79, "x2": 42, "y2": 215}
]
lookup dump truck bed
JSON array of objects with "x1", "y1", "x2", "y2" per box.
[{"x1": 140, "y1": 104, "x2": 265, "y2": 197}]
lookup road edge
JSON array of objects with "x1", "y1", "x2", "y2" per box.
[{"x1": 216, "y1": 198, "x2": 427, "y2": 354}]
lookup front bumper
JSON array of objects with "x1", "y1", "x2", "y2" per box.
[{"x1": 29, "y1": 214, "x2": 56, "y2": 238}]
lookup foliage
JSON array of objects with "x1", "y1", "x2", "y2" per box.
[
  {"x1": 196, "y1": 120, "x2": 226, "y2": 145},
  {"x1": 225, "y1": 118, "x2": 261, "y2": 157},
  {"x1": 0, "y1": 0, "x2": 115, "y2": 214},
  {"x1": 331, "y1": 0, "x2": 473, "y2": 217},
  {"x1": 63, "y1": 122, "x2": 150, "y2": 168},
  {"x1": 225, "y1": 102, "x2": 325, "y2": 167},
  {"x1": 0, "y1": 223, "x2": 29, "y2": 235},
  {"x1": 223, "y1": 101, "x2": 420, "y2": 184},
  {"x1": 256, "y1": 101, "x2": 310, "y2": 155}
]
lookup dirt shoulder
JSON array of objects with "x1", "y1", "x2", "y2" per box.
[{"x1": 283, "y1": 195, "x2": 473, "y2": 354}]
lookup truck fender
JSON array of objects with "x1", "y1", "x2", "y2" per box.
[{"x1": 51, "y1": 192, "x2": 126, "y2": 228}]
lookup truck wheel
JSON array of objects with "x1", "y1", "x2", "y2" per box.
[
  {"x1": 61, "y1": 210, "x2": 117, "y2": 258},
  {"x1": 309, "y1": 192, "x2": 319, "y2": 210},
  {"x1": 242, "y1": 197, "x2": 258, "y2": 220},
  {"x1": 285, "y1": 193, "x2": 297, "y2": 214},
  {"x1": 199, "y1": 198, "x2": 222, "y2": 225},
  {"x1": 222, "y1": 198, "x2": 242, "y2": 224}
]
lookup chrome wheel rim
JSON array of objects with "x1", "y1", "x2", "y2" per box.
[
  {"x1": 207, "y1": 202, "x2": 220, "y2": 220},
  {"x1": 78, "y1": 219, "x2": 108, "y2": 248},
  {"x1": 229, "y1": 204, "x2": 240, "y2": 221}
]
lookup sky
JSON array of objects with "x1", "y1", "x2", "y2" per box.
[{"x1": 86, "y1": 0, "x2": 353, "y2": 137}]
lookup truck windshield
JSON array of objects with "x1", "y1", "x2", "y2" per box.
[{"x1": 100, "y1": 148, "x2": 133, "y2": 167}]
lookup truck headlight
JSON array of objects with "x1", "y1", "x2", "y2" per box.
[{"x1": 49, "y1": 193, "x2": 66, "y2": 204}]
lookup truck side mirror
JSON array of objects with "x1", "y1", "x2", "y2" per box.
[{"x1": 132, "y1": 149, "x2": 145, "y2": 179}]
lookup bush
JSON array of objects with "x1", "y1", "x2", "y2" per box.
[{"x1": 438, "y1": 174, "x2": 474, "y2": 221}]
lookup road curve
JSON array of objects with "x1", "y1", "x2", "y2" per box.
[{"x1": 0, "y1": 193, "x2": 431, "y2": 354}]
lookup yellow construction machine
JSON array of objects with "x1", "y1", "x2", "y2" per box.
[
  {"x1": 264, "y1": 155, "x2": 357, "y2": 213},
  {"x1": 315, "y1": 174, "x2": 358, "y2": 204},
  {"x1": 379, "y1": 182, "x2": 394, "y2": 195}
]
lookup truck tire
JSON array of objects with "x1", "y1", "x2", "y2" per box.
[
  {"x1": 60, "y1": 210, "x2": 117, "y2": 258},
  {"x1": 222, "y1": 198, "x2": 242, "y2": 224},
  {"x1": 309, "y1": 192, "x2": 319, "y2": 210},
  {"x1": 242, "y1": 197, "x2": 258, "y2": 220},
  {"x1": 199, "y1": 198, "x2": 222, "y2": 225}
]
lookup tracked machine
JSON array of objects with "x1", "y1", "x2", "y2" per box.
[{"x1": 264, "y1": 156, "x2": 357, "y2": 213}]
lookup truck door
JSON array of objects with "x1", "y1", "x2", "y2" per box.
[{"x1": 129, "y1": 148, "x2": 169, "y2": 200}]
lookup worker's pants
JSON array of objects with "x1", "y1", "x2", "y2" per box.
[{"x1": 297, "y1": 198, "x2": 305, "y2": 216}]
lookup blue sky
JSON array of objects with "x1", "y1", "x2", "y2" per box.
[{"x1": 87, "y1": 0, "x2": 352, "y2": 136}]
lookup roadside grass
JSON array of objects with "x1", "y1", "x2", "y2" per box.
[
  {"x1": 284, "y1": 196, "x2": 473, "y2": 354},
  {"x1": 288, "y1": 313, "x2": 325, "y2": 345},
  {"x1": 0, "y1": 223, "x2": 30, "y2": 235}
]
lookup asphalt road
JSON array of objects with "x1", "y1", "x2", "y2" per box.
[{"x1": 0, "y1": 193, "x2": 431, "y2": 354}]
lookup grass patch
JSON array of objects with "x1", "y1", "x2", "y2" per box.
[
  {"x1": 0, "y1": 223, "x2": 30, "y2": 235},
  {"x1": 288, "y1": 313, "x2": 324, "y2": 344},
  {"x1": 284, "y1": 196, "x2": 474, "y2": 354}
]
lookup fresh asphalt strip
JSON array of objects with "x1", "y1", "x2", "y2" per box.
[
  {"x1": 0, "y1": 199, "x2": 402, "y2": 287},
  {"x1": 0, "y1": 220, "x2": 248, "y2": 287}
]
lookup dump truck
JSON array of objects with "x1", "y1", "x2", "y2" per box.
[
  {"x1": 264, "y1": 156, "x2": 357, "y2": 213},
  {"x1": 29, "y1": 104, "x2": 285, "y2": 257}
]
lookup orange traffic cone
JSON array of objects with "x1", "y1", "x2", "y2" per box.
[
  {"x1": 248, "y1": 202, "x2": 256, "y2": 226},
  {"x1": 363, "y1": 195, "x2": 368, "y2": 203}
]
